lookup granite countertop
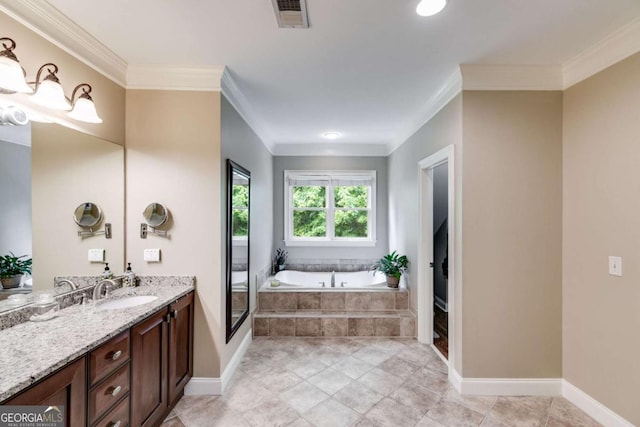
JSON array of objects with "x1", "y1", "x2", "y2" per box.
[{"x1": 0, "y1": 281, "x2": 194, "y2": 402}]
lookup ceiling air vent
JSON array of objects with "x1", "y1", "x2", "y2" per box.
[{"x1": 271, "y1": 0, "x2": 309, "y2": 28}]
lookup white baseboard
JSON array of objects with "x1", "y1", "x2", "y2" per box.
[
  {"x1": 184, "y1": 328, "x2": 252, "y2": 396},
  {"x1": 450, "y1": 368, "x2": 463, "y2": 394},
  {"x1": 562, "y1": 380, "x2": 634, "y2": 427},
  {"x1": 458, "y1": 377, "x2": 562, "y2": 396},
  {"x1": 220, "y1": 328, "x2": 253, "y2": 394}
]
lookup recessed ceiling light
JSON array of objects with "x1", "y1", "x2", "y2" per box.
[
  {"x1": 323, "y1": 132, "x2": 341, "y2": 140},
  {"x1": 416, "y1": 0, "x2": 446, "y2": 17}
]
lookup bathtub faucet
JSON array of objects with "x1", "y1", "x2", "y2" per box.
[{"x1": 331, "y1": 271, "x2": 335, "y2": 288}]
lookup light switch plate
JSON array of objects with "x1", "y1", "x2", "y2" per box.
[
  {"x1": 144, "y1": 248, "x2": 161, "y2": 262},
  {"x1": 88, "y1": 249, "x2": 105, "y2": 262},
  {"x1": 608, "y1": 256, "x2": 622, "y2": 277}
]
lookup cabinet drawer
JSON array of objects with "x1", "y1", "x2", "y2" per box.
[
  {"x1": 90, "y1": 331, "x2": 130, "y2": 385},
  {"x1": 93, "y1": 394, "x2": 129, "y2": 427},
  {"x1": 89, "y1": 363, "x2": 130, "y2": 425}
]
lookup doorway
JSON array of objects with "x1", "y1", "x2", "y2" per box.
[{"x1": 417, "y1": 145, "x2": 456, "y2": 372}]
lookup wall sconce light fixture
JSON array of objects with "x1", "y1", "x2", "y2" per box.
[
  {"x1": 31, "y1": 63, "x2": 71, "y2": 110},
  {"x1": 68, "y1": 83, "x2": 103, "y2": 123},
  {"x1": 0, "y1": 38, "x2": 33, "y2": 94},
  {"x1": 0, "y1": 36, "x2": 103, "y2": 124}
]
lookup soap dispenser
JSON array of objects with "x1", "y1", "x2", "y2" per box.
[
  {"x1": 102, "y1": 263, "x2": 113, "y2": 279},
  {"x1": 124, "y1": 262, "x2": 136, "y2": 287}
]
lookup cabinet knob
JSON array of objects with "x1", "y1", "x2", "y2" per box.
[
  {"x1": 109, "y1": 385, "x2": 122, "y2": 397},
  {"x1": 111, "y1": 350, "x2": 122, "y2": 361},
  {"x1": 108, "y1": 421, "x2": 121, "y2": 427}
]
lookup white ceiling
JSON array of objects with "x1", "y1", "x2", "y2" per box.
[{"x1": 35, "y1": 0, "x2": 640, "y2": 153}]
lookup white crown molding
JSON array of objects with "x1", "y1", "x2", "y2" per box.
[
  {"x1": 458, "y1": 377, "x2": 563, "y2": 396},
  {"x1": 221, "y1": 69, "x2": 275, "y2": 153},
  {"x1": 460, "y1": 64, "x2": 564, "y2": 91},
  {"x1": 388, "y1": 69, "x2": 462, "y2": 155},
  {"x1": 126, "y1": 65, "x2": 224, "y2": 91},
  {"x1": 563, "y1": 16, "x2": 640, "y2": 89},
  {"x1": 0, "y1": 0, "x2": 127, "y2": 87},
  {"x1": 563, "y1": 381, "x2": 634, "y2": 427},
  {"x1": 272, "y1": 143, "x2": 389, "y2": 157}
]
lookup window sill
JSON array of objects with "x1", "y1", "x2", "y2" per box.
[{"x1": 284, "y1": 240, "x2": 377, "y2": 247}]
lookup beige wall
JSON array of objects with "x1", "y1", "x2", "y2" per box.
[
  {"x1": 126, "y1": 90, "x2": 222, "y2": 377},
  {"x1": 563, "y1": 53, "x2": 640, "y2": 425},
  {"x1": 1, "y1": 12, "x2": 125, "y2": 145},
  {"x1": 461, "y1": 91, "x2": 563, "y2": 378},
  {"x1": 31, "y1": 123, "x2": 124, "y2": 290}
]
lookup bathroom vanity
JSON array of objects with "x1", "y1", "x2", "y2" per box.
[{"x1": 0, "y1": 282, "x2": 194, "y2": 427}]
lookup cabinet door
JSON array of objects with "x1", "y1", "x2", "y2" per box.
[
  {"x1": 4, "y1": 357, "x2": 86, "y2": 427},
  {"x1": 131, "y1": 308, "x2": 168, "y2": 427},
  {"x1": 168, "y1": 292, "x2": 194, "y2": 404}
]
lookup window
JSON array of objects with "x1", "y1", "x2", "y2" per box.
[
  {"x1": 232, "y1": 175, "x2": 249, "y2": 241},
  {"x1": 284, "y1": 170, "x2": 376, "y2": 246}
]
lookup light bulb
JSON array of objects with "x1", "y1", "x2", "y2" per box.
[
  {"x1": 416, "y1": 0, "x2": 447, "y2": 17},
  {"x1": 323, "y1": 132, "x2": 341, "y2": 140}
]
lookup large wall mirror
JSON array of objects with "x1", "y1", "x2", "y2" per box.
[
  {"x1": 226, "y1": 159, "x2": 250, "y2": 342},
  {"x1": 0, "y1": 120, "x2": 124, "y2": 312}
]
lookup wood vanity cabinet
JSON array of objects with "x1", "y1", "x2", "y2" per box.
[
  {"x1": 3, "y1": 357, "x2": 86, "y2": 427},
  {"x1": 131, "y1": 292, "x2": 194, "y2": 427}
]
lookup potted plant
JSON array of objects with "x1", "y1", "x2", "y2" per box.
[
  {"x1": 372, "y1": 250, "x2": 409, "y2": 288},
  {"x1": 0, "y1": 252, "x2": 32, "y2": 289},
  {"x1": 274, "y1": 248, "x2": 288, "y2": 273}
]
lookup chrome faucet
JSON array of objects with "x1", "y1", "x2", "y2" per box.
[
  {"x1": 55, "y1": 279, "x2": 77, "y2": 291},
  {"x1": 93, "y1": 279, "x2": 116, "y2": 300},
  {"x1": 331, "y1": 271, "x2": 335, "y2": 288}
]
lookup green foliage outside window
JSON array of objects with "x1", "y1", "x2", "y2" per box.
[
  {"x1": 292, "y1": 184, "x2": 369, "y2": 238},
  {"x1": 232, "y1": 184, "x2": 248, "y2": 237}
]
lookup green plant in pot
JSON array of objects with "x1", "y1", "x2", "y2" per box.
[
  {"x1": 372, "y1": 250, "x2": 409, "y2": 288},
  {"x1": 274, "y1": 248, "x2": 288, "y2": 273},
  {"x1": 0, "y1": 252, "x2": 32, "y2": 289}
]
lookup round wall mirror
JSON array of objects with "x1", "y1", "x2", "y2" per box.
[
  {"x1": 143, "y1": 203, "x2": 168, "y2": 228},
  {"x1": 73, "y1": 203, "x2": 103, "y2": 228}
]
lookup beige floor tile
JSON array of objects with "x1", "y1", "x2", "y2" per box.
[
  {"x1": 395, "y1": 346, "x2": 438, "y2": 366},
  {"x1": 364, "y1": 398, "x2": 423, "y2": 427},
  {"x1": 287, "y1": 418, "x2": 314, "y2": 427},
  {"x1": 377, "y1": 355, "x2": 421, "y2": 379},
  {"x1": 241, "y1": 398, "x2": 300, "y2": 427},
  {"x1": 285, "y1": 357, "x2": 329, "y2": 379},
  {"x1": 307, "y1": 367, "x2": 353, "y2": 395},
  {"x1": 279, "y1": 381, "x2": 331, "y2": 413},
  {"x1": 425, "y1": 400, "x2": 485, "y2": 427},
  {"x1": 351, "y1": 345, "x2": 394, "y2": 365},
  {"x1": 173, "y1": 395, "x2": 219, "y2": 417},
  {"x1": 486, "y1": 396, "x2": 552, "y2": 427},
  {"x1": 179, "y1": 398, "x2": 250, "y2": 427},
  {"x1": 222, "y1": 381, "x2": 274, "y2": 414},
  {"x1": 160, "y1": 416, "x2": 185, "y2": 427},
  {"x1": 389, "y1": 381, "x2": 441, "y2": 414},
  {"x1": 256, "y1": 369, "x2": 304, "y2": 393},
  {"x1": 357, "y1": 368, "x2": 405, "y2": 396},
  {"x1": 424, "y1": 357, "x2": 449, "y2": 374},
  {"x1": 302, "y1": 398, "x2": 361, "y2": 427},
  {"x1": 333, "y1": 381, "x2": 384, "y2": 414},
  {"x1": 331, "y1": 356, "x2": 374, "y2": 379},
  {"x1": 409, "y1": 366, "x2": 451, "y2": 395},
  {"x1": 415, "y1": 416, "x2": 448, "y2": 427},
  {"x1": 479, "y1": 417, "x2": 512, "y2": 427},
  {"x1": 548, "y1": 397, "x2": 601, "y2": 426},
  {"x1": 443, "y1": 388, "x2": 497, "y2": 415}
]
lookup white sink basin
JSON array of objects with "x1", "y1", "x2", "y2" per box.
[{"x1": 97, "y1": 295, "x2": 158, "y2": 310}]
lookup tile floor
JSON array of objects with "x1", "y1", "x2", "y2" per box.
[{"x1": 161, "y1": 337, "x2": 600, "y2": 427}]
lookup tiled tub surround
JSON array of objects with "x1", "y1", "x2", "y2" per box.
[
  {"x1": 254, "y1": 289, "x2": 415, "y2": 337},
  {"x1": 282, "y1": 259, "x2": 379, "y2": 273},
  {"x1": 0, "y1": 276, "x2": 195, "y2": 402}
]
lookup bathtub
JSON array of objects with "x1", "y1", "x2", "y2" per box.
[{"x1": 264, "y1": 270, "x2": 388, "y2": 290}]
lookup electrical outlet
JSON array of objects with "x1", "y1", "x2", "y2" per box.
[
  {"x1": 144, "y1": 248, "x2": 161, "y2": 262},
  {"x1": 608, "y1": 256, "x2": 622, "y2": 277},
  {"x1": 88, "y1": 249, "x2": 105, "y2": 262}
]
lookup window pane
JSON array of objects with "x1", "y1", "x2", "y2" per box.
[
  {"x1": 334, "y1": 186, "x2": 368, "y2": 208},
  {"x1": 232, "y1": 209, "x2": 248, "y2": 237},
  {"x1": 232, "y1": 185, "x2": 249, "y2": 208},
  {"x1": 293, "y1": 186, "x2": 326, "y2": 208},
  {"x1": 293, "y1": 210, "x2": 326, "y2": 237},
  {"x1": 335, "y1": 210, "x2": 368, "y2": 238}
]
